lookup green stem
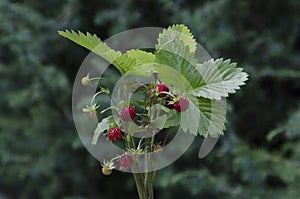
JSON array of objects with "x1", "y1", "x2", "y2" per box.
[
  {"x1": 133, "y1": 172, "x2": 154, "y2": 199},
  {"x1": 145, "y1": 171, "x2": 154, "y2": 199},
  {"x1": 152, "y1": 128, "x2": 170, "y2": 181},
  {"x1": 133, "y1": 173, "x2": 146, "y2": 199},
  {"x1": 133, "y1": 71, "x2": 159, "y2": 199},
  {"x1": 89, "y1": 76, "x2": 115, "y2": 84}
]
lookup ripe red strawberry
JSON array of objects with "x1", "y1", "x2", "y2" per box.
[
  {"x1": 147, "y1": 83, "x2": 169, "y2": 98},
  {"x1": 174, "y1": 97, "x2": 189, "y2": 112},
  {"x1": 120, "y1": 106, "x2": 136, "y2": 121},
  {"x1": 119, "y1": 155, "x2": 133, "y2": 169},
  {"x1": 157, "y1": 83, "x2": 169, "y2": 97},
  {"x1": 108, "y1": 127, "x2": 122, "y2": 141}
]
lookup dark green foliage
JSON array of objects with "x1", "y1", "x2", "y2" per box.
[{"x1": 1, "y1": 0, "x2": 300, "y2": 198}]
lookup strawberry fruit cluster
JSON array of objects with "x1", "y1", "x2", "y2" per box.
[{"x1": 94, "y1": 82, "x2": 189, "y2": 175}]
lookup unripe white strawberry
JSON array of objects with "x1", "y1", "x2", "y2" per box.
[{"x1": 81, "y1": 74, "x2": 90, "y2": 86}]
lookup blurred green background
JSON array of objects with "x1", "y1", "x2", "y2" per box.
[{"x1": 1, "y1": 0, "x2": 300, "y2": 198}]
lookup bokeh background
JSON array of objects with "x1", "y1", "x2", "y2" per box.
[{"x1": 1, "y1": 0, "x2": 300, "y2": 198}]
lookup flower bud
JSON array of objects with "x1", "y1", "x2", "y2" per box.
[{"x1": 81, "y1": 74, "x2": 90, "y2": 86}]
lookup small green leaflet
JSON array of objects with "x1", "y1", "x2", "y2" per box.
[
  {"x1": 118, "y1": 50, "x2": 155, "y2": 73},
  {"x1": 164, "y1": 109, "x2": 181, "y2": 128},
  {"x1": 192, "y1": 58, "x2": 249, "y2": 100},
  {"x1": 92, "y1": 116, "x2": 114, "y2": 145},
  {"x1": 155, "y1": 25, "x2": 201, "y2": 89},
  {"x1": 180, "y1": 99, "x2": 200, "y2": 135},
  {"x1": 126, "y1": 63, "x2": 192, "y2": 92},
  {"x1": 58, "y1": 30, "x2": 126, "y2": 73},
  {"x1": 151, "y1": 115, "x2": 168, "y2": 130},
  {"x1": 113, "y1": 54, "x2": 136, "y2": 73},
  {"x1": 149, "y1": 104, "x2": 169, "y2": 130},
  {"x1": 156, "y1": 24, "x2": 197, "y2": 54},
  {"x1": 155, "y1": 42, "x2": 201, "y2": 89},
  {"x1": 58, "y1": 31, "x2": 157, "y2": 74},
  {"x1": 197, "y1": 97, "x2": 226, "y2": 138},
  {"x1": 124, "y1": 50, "x2": 155, "y2": 67}
]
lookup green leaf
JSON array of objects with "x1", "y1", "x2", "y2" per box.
[
  {"x1": 58, "y1": 31, "x2": 157, "y2": 74},
  {"x1": 197, "y1": 97, "x2": 227, "y2": 137},
  {"x1": 152, "y1": 115, "x2": 168, "y2": 130},
  {"x1": 181, "y1": 98, "x2": 200, "y2": 135},
  {"x1": 124, "y1": 50, "x2": 155, "y2": 67},
  {"x1": 164, "y1": 109, "x2": 181, "y2": 128},
  {"x1": 156, "y1": 24, "x2": 197, "y2": 54},
  {"x1": 149, "y1": 104, "x2": 169, "y2": 130},
  {"x1": 58, "y1": 30, "x2": 125, "y2": 73},
  {"x1": 125, "y1": 63, "x2": 192, "y2": 92},
  {"x1": 118, "y1": 49, "x2": 155, "y2": 73},
  {"x1": 155, "y1": 40, "x2": 202, "y2": 89},
  {"x1": 92, "y1": 116, "x2": 114, "y2": 145},
  {"x1": 155, "y1": 24, "x2": 202, "y2": 89},
  {"x1": 113, "y1": 54, "x2": 136, "y2": 73},
  {"x1": 192, "y1": 58, "x2": 249, "y2": 100}
]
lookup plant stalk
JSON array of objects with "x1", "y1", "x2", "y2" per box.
[{"x1": 133, "y1": 171, "x2": 154, "y2": 199}]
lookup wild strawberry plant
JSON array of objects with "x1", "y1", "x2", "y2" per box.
[{"x1": 59, "y1": 24, "x2": 248, "y2": 199}]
